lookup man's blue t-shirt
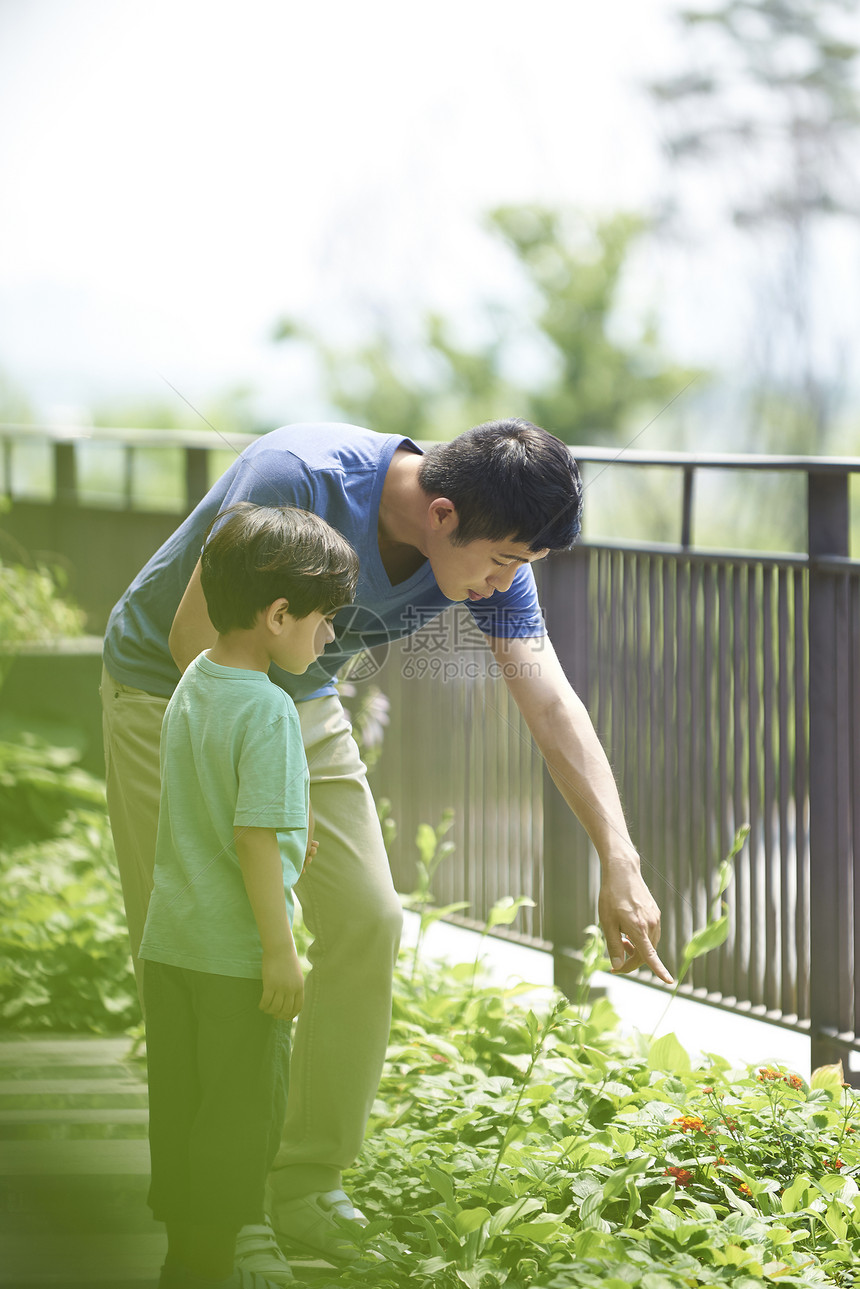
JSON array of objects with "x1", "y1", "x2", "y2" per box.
[{"x1": 103, "y1": 423, "x2": 546, "y2": 701}]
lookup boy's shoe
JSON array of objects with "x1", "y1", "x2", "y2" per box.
[
  {"x1": 270, "y1": 1188, "x2": 372, "y2": 1263},
  {"x1": 234, "y1": 1215, "x2": 295, "y2": 1284}
]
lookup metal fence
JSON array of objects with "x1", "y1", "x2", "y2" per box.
[{"x1": 2, "y1": 424, "x2": 859, "y2": 1071}]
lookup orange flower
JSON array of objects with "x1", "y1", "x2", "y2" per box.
[
  {"x1": 758, "y1": 1067, "x2": 780, "y2": 1082},
  {"x1": 739, "y1": 1182, "x2": 753, "y2": 1196},
  {"x1": 663, "y1": 1167, "x2": 693, "y2": 1189},
  {"x1": 673, "y1": 1115, "x2": 707, "y2": 1134},
  {"x1": 785, "y1": 1073, "x2": 803, "y2": 1090}
]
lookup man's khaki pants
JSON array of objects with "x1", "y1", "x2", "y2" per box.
[{"x1": 101, "y1": 666, "x2": 403, "y2": 1201}]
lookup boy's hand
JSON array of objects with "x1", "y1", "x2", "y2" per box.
[{"x1": 259, "y1": 944, "x2": 304, "y2": 1020}]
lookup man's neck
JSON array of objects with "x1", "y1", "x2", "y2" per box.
[{"x1": 377, "y1": 448, "x2": 427, "y2": 553}]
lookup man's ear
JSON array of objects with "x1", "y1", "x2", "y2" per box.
[
  {"x1": 428, "y1": 496, "x2": 458, "y2": 534},
  {"x1": 265, "y1": 598, "x2": 291, "y2": 632}
]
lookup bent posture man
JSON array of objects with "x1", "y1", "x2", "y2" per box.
[{"x1": 102, "y1": 418, "x2": 671, "y2": 1272}]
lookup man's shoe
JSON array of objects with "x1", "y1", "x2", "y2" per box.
[
  {"x1": 235, "y1": 1216, "x2": 295, "y2": 1284},
  {"x1": 271, "y1": 1188, "x2": 371, "y2": 1263}
]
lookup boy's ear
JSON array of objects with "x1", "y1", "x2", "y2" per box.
[{"x1": 266, "y1": 598, "x2": 292, "y2": 631}]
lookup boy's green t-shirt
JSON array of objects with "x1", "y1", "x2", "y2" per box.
[{"x1": 139, "y1": 652, "x2": 309, "y2": 980}]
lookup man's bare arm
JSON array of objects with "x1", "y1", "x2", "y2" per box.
[
  {"x1": 491, "y1": 632, "x2": 673, "y2": 984},
  {"x1": 169, "y1": 557, "x2": 217, "y2": 673}
]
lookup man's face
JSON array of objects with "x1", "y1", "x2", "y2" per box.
[{"x1": 429, "y1": 530, "x2": 550, "y2": 603}]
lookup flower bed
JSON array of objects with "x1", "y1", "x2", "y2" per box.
[{"x1": 334, "y1": 942, "x2": 859, "y2": 1288}]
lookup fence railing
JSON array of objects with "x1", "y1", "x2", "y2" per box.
[
  {"x1": 2, "y1": 424, "x2": 859, "y2": 1072},
  {"x1": 365, "y1": 451, "x2": 860, "y2": 1075}
]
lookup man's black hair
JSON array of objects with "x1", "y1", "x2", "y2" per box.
[
  {"x1": 200, "y1": 503, "x2": 359, "y2": 634},
  {"x1": 417, "y1": 419, "x2": 582, "y2": 550}
]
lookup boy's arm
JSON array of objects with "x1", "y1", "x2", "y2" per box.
[
  {"x1": 170, "y1": 558, "x2": 217, "y2": 674},
  {"x1": 234, "y1": 825, "x2": 304, "y2": 1020}
]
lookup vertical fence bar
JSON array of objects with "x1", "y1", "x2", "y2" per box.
[
  {"x1": 834, "y1": 575, "x2": 853, "y2": 1042},
  {"x1": 123, "y1": 446, "x2": 135, "y2": 509},
  {"x1": 716, "y1": 564, "x2": 732, "y2": 1000},
  {"x1": 184, "y1": 447, "x2": 209, "y2": 510},
  {"x1": 776, "y1": 570, "x2": 794, "y2": 1017},
  {"x1": 852, "y1": 577, "x2": 860, "y2": 1042},
  {"x1": 702, "y1": 562, "x2": 717, "y2": 994},
  {"x1": 543, "y1": 548, "x2": 593, "y2": 994},
  {"x1": 808, "y1": 469, "x2": 851, "y2": 1071},
  {"x1": 761, "y1": 567, "x2": 778, "y2": 1012},
  {"x1": 732, "y1": 567, "x2": 748, "y2": 1002},
  {"x1": 794, "y1": 568, "x2": 810, "y2": 1022},
  {"x1": 681, "y1": 467, "x2": 695, "y2": 549},
  {"x1": 3, "y1": 436, "x2": 13, "y2": 500},
  {"x1": 676, "y1": 558, "x2": 692, "y2": 960},
  {"x1": 54, "y1": 440, "x2": 77, "y2": 505}
]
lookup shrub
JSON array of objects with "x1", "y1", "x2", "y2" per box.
[{"x1": 0, "y1": 736, "x2": 139, "y2": 1033}]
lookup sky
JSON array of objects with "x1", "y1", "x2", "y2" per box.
[
  {"x1": 0, "y1": 0, "x2": 689, "y2": 423},
  {"x1": 0, "y1": 0, "x2": 858, "y2": 440}
]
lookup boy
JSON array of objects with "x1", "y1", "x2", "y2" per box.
[{"x1": 139, "y1": 502, "x2": 359, "y2": 1289}]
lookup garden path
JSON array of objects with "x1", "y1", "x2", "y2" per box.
[{"x1": 0, "y1": 1035, "x2": 332, "y2": 1289}]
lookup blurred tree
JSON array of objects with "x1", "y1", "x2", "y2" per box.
[
  {"x1": 649, "y1": 0, "x2": 860, "y2": 452},
  {"x1": 0, "y1": 368, "x2": 35, "y2": 426},
  {"x1": 91, "y1": 384, "x2": 262, "y2": 435},
  {"x1": 273, "y1": 206, "x2": 699, "y2": 447}
]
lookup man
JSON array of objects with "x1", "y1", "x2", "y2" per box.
[{"x1": 102, "y1": 417, "x2": 671, "y2": 1273}]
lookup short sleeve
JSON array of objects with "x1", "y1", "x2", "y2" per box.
[
  {"x1": 220, "y1": 446, "x2": 317, "y2": 516},
  {"x1": 234, "y1": 707, "x2": 309, "y2": 831},
  {"x1": 466, "y1": 563, "x2": 546, "y2": 639}
]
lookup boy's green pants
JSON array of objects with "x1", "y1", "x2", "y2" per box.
[{"x1": 101, "y1": 666, "x2": 403, "y2": 1203}]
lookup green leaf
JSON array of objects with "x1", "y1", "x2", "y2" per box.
[
  {"x1": 487, "y1": 1197, "x2": 544, "y2": 1238},
  {"x1": 511, "y1": 1214, "x2": 569, "y2": 1243},
  {"x1": 425, "y1": 1166, "x2": 456, "y2": 1209},
  {"x1": 484, "y1": 896, "x2": 536, "y2": 931},
  {"x1": 455, "y1": 1269, "x2": 481, "y2": 1289},
  {"x1": 681, "y1": 914, "x2": 729, "y2": 969},
  {"x1": 416, "y1": 1256, "x2": 450, "y2": 1276},
  {"x1": 454, "y1": 1207, "x2": 490, "y2": 1236},
  {"x1": 415, "y1": 823, "x2": 437, "y2": 866},
  {"x1": 420, "y1": 902, "x2": 471, "y2": 927},
  {"x1": 648, "y1": 1031, "x2": 692, "y2": 1073},
  {"x1": 810, "y1": 1063, "x2": 845, "y2": 1098}
]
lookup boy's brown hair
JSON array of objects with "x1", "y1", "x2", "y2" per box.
[{"x1": 201, "y1": 503, "x2": 359, "y2": 634}]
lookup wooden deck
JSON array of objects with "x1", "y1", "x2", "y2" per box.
[{"x1": 0, "y1": 1035, "x2": 336, "y2": 1289}]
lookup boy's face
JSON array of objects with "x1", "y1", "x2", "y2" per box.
[{"x1": 272, "y1": 608, "x2": 337, "y2": 675}]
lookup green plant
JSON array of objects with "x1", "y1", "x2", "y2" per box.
[
  {"x1": 0, "y1": 727, "x2": 105, "y2": 850},
  {"x1": 317, "y1": 825, "x2": 858, "y2": 1288},
  {"x1": 0, "y1": 805, "x2": 139, "y2": 1032},
  {"x1": 331, "y1": 944, "x2": 859, "y2": 1289},
  {"x1": 0, "y1": 557, "x2": 85, "y2": 686},
  {"x1": 0, "y1": 727, "x2": 139, "y2": 1033}
]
